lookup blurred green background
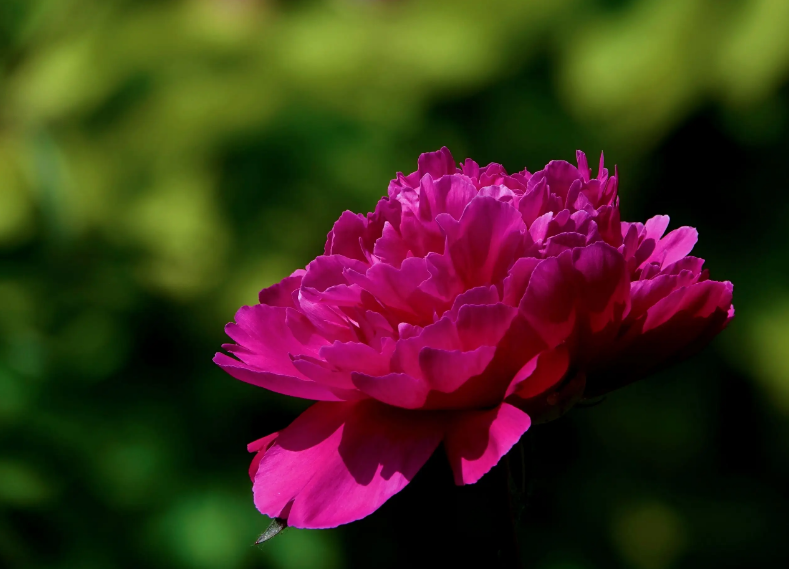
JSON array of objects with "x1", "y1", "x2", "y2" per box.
[{"x1": 1, "y1": 0, "x2": 788, "y2": 567}]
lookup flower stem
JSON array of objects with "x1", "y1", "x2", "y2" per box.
[{"x1": 496, "y1": 454, "x2": 522, "y2": 568}]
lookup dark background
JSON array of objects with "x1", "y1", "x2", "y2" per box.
[{"x1": 1, "y1": 1, "x2": 788, "y2": 568}]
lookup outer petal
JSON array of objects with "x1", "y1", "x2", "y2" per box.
[
  {"x1": 252, "y1": 401, "x2": 444, "y2": 528},
  {"x1": 585, "y1": 280, "x2": 733, "y2": 396},
  {"x1": 444, "y1": 402, "x2": 531, "y2": 485},
  {"x1": 258, "y1": 271, "x2": 305, "y2": 307},
  {"x1": 643, "y1": 226, "x2": 698, "y2": 269},
  {"x1": 214, "y1": 352, "x2": 350, "y2": 401},
  {"x1": 248, "y1": 433, "x2": 279, "y2": 481}
]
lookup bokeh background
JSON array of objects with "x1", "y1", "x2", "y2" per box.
[{"x1": 1, "y1": 0, "x2": 788, "y2": 567}]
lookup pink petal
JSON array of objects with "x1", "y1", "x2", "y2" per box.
[
  {"x1": 214, "y1": 352, "x2": 350, "y2": 401},
  {"x1": 418, "y1": 174, "x2": 478, "y2": 221},
  {"x1": 417, "y1": 147, "x2": 457, "y2": 181},
  {"x1": 529, "y1": 160, "x2": 580, "y2": 200},
  {"x1": 344, "y1": 257, "x2": 438, "y2": 324},
  {"x1": 644, "y1": 215, "x2": 670, "y2": 241},
  {"x1": 571, "y1": 242, "x2": 630, "y2": 332},
  {"x1": 645, "y1": 227, "x2": 698, "y2": 269},
  {"x1": 391, "y1": 317, "x2": 463, "y2": 378},
  {"x1": 302, "y1": 255, "x2": 368, "y2": 295},
  {"x1": 290, "y1": 354, "x2": 357, "y2": 390},
  {"x1": 448, "y1": 285, "x2": 499, "y2": 320},
  {"x1": 519, "y1": 177, "x2": 550, "y2": 225},
  {"x1": 351, "y1": 372, "x2": 431, "y2": 409},
  {"x1": 502, "y1": 257, "x2": 541, "y2": 307},
  {"x1": 444, "y1": 402, "x2": 531, "y2": 485},
  {"x1": 319, "y1": 340, "x2": 394, "y2": 377},
  {"x1": 252, "y1": 401, "x2": 444, "y2": 528},
  {"x1": 505, "y1": 344, "x2": 570, "y2": 399},
  {"x1": 519, "y1": 252, "x2": 577, "y2": 347},
  {"x1": 223, "y1": 304, "x2": 323, "y2": 375},
  {"x1": 438, "y1": 196, "x2": 526, "y2": 288},
  {"x1": 419, "y1": 345, "x2": 497, "y2": 393},
  {"x1": 259, "y1": 270, "x2": 305, "y2": 307},
  {"x1": 248, "y1": 433, "x2": 279, "y2": 481},
  {"x1": 642, "y1": 279, "x2": 732, "y2": 333},
  {"x1": 373, "y1": 221, "x2": 410, "y2": 267},
  {"x1": 455, "y1": 302, "x2": 518, "y2": 351},
  {"x1": 544, "y1": 232, "x2": 587, "y2": 257},
  {"x1": 576, "y1": 150, "x2": 591, "y2": 181},
  {"x1": 324, "y1": 211, "x2": 369, "y2": 262}
]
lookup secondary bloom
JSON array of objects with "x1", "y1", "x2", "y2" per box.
[{"x1": 215, "y1": 148, "x2": 733, "y2": 529}]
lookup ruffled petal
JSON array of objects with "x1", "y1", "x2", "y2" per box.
[
  {"x1": 437, "y1": 196, "x2": 526, "y2": 288},
  {"x1": 222, "y1": 304, "x2": 325, "y2": 375},
  {"x1": 351, "y1": 372, "x2": 431, "y2": 409},
  {"x1": 214, "y1": 352, "x2": 352, "y2": 401}
]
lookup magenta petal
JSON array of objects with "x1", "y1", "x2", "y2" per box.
[
  {"x1": 519, "y1": 253, "x2": 576, "y2": 347},
  {"x1": 646, "y1": 226, "x2": 698, "y2": 269},
  {"x1": 302, "y1": 255, "x2": 368, "y2": 294},
  {"x1": 505, "y1": 344, "x2": 570, "y2": 399},
  {"x1": 345, "y1": 257, "x2": 437, "y2": 322},
  {"x1": 642, "y1": 279, "x2": 732, "y2": 333},
  {"x1": 259, "y1": 271, "x2": 305, "y2": 307},
  {"x1": 373, "y1": 221, "x2": 410, "y2": 267},
  {"x1": 440, "y1": 196, "x2": 526, "y2": 287},
  {"x1": 351, "y1": 372, "x2": 431, "y2": 409},
  {"x1": 214, "y1": 352, "x2": 349, "y2": 401},
  {"x1": 644, "y1": 215, "x2": 670, "y2": 241},
  {"x1": 290, "y1": 354, "x2": 357, "y2": 390},
  {"x1": 417, "y1": 147, "x2": 457, "y2": 180},
  {"x1": 572, "y1": 242, "x2": 629, "y2": 331},
  {"x1": 444, "y1": 402, "x2": 531, "y2": 485},
  {"x1": 456, "y1": 303, "x2": 518, "y2": 351},
  {"x1": 253, "y1": 401, "x2": 444, "y2": 528},
  {"x1": 502, "y1": 257, "x2": 541, "y2": 307},
  {"x1": 419, "y1": 345, "x2": 496, "y2": 393},
  {"x1": 319, "y1": 341, "x2": 393, "y2": 377},
  {"x1": 418, "y1": 174, "x2": 478, "y2": 221},
  {"x1": 223, "y1": 304, "x2": 325, "y2": 375},
  {"x1": 448, "y1": 285, "x2": 499, "y2": 320},
  {"x1": 324, "y1": 211, "x2": 369, "y2": 262},
  {"x1": 529, "y1": 160, "x2": 580, "y2": 200},
  {"x1": 248, "y1": 433, "x2": 279, "y2": 481}
]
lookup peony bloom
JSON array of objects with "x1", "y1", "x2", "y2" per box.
[{"x1": 215, "y1": 148, "x2": 733, "y2": 529}]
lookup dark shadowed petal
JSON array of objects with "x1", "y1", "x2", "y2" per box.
[
  {"x1": 505, "y1": 344, "x2": 570, "y2": 399},
  {"x1": 444, "y1": 402, "x2": 531, "y2": 485}
]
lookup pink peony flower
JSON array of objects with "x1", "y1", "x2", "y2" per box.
[{"x1": 215, "y1": 148, "x2": 734, "y2": 529}]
